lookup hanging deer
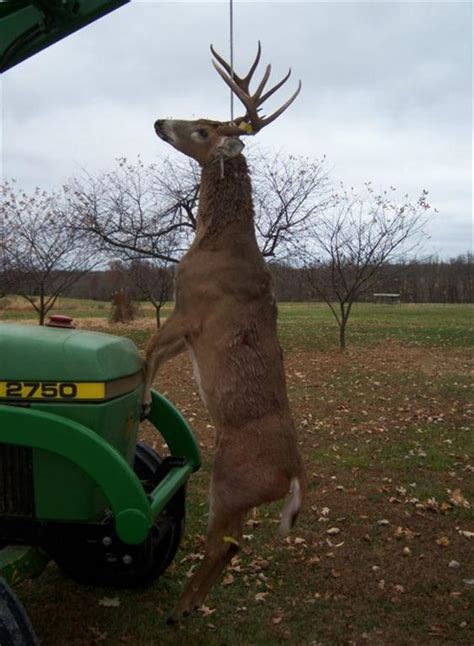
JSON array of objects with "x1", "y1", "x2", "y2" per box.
[{"x1": 144, "y1": 42, "x2": 304, "y2": 622}]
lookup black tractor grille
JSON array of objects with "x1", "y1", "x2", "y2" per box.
[{"x1": 0, "y1": 444, "x2": 35, "y2": 517}]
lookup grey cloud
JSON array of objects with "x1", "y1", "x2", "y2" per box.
[{"x1": 1, "y1": 1, "x2": 471, "y2": 258}]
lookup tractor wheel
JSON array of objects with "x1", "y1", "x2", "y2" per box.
[
  {"x1": 50, "y1": 442, "x2": 185, "y2": 588},
  {"x1": 133, "y1": 442, "x2": 186, "y2": 577},
  {"x1": 0, "y1": 578, "x2": 38, "y2": 646}
]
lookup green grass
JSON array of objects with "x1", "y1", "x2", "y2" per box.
[
  {"x1": 278, "y1": 302, "x2": 474, "y2": 350},
  {"x1": 0, "y1": 296, "x2": 175, "y2": 321},
  {"x1": 1, "y1": 299, "x2": 473, "y2": 645},
  {"x1": 2, "y1": 299, "x2": 472, "y2": 350},
  {"x1": 316, "y1": 434, "x2": 457, "y2": 472}
]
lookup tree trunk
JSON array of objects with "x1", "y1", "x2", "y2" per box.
[
  {"x1": 338, "y1": 302, "x2": 348, "y2": 351},
  {"x1": 155, "y1": 306, "x2": 161, "y2": 328},
  {"x1": 339, "y1": 322, "x2": 346, "y2": 351},
  {"x1": 39, "y1": 290, "x2": 45, "y2": 326}
]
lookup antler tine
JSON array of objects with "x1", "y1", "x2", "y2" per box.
[
  {"x1": 253, "y1": 64, "x2": 272, "y2": 102},
  {"x1": 259, "y1": 68, "x2": 292, "y2": 105},
  {"x1": 210, "y1": 41, "x2": 262, "y2": 92},
  {"x1": 241, "y1": 40, "x2": 262, "y2": 86},
  {"x1": 211, "y1": 41, "x2": 302, "y2": 133},
  {"x1": 258, "y1": 80, "x2": 302, "y2": 128},
  {"x1": 212, "y1": 60, "x2": 255, "y2": 112},
  {"x1": 210, "y1": 44, "x2": 236, "y2": 79}
]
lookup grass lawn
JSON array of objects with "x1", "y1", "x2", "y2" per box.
[{"x1": 1, "y1": 301, "x2": 473, "y2": 645}]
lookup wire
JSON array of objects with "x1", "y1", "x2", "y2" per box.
[{"x1": 229, "y1": 0, "x2": 234, "y2": 120}]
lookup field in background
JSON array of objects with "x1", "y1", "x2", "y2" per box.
[
  {"x1": 1, "y1": 298, "x2": 472, "y2": 351},
  {"x1": 1, "y1": 301, "x2": 473, "y2": 645},
  {"x1": 0, "y1": 295, "x2": 173, "y2": 320}
]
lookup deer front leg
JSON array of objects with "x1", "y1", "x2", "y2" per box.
[
  {"x1": 142, "y1": 313, "x2": 188, "y2": 415},
  {"x1": 169, "y1": 508, "x2": 245, "y2": 623}
]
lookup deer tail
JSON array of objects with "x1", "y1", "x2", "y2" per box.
[{"x1": 279, "y1": 476, "x2": 302, "y2": 536}]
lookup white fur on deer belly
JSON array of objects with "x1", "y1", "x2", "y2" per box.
[{"x1": 186, "y1": 342, "x2": 208, "y2": 407}]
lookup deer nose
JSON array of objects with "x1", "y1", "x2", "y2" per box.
[
  {"x1": 154, "y1": 119, "x2": 165, "y2": 133},
  {"x1": 154, "y1": 120, "x2": 172, "y2": 143}
]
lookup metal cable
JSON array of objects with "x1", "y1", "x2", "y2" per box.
[{"x1": 229, "y1": 0, "x2": 234, "y2": 120}]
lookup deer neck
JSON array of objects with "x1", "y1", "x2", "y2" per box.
[{"x1": 196, "y1": 154, "x2": 255, "y2": 244}]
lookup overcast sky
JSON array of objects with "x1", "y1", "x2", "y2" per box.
[{"x1": 1, "y1": 1, "x2": 472, "y2": 259}]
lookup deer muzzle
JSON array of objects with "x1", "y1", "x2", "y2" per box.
[{"x1": 154, "y1": 120, "x2": 173, "y2": 143}]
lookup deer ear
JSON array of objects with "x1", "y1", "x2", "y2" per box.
[{"x1": 216, "y1": 136, "x2": 245, "y2": 159}]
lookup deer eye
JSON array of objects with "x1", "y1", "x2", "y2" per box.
[{"x1": 197, "y1": 128, "x2": 208, "y2": 139}]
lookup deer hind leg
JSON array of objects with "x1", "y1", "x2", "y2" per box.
[
  {"x1": 143, "y1": 313, "x2": 188, "y2": 412},
  {"x1": 169, "y1": 505, "x2": 245, "y2": 623}
]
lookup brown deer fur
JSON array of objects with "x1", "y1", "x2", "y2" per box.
[{"x1": 143, "y1": 46, "x2": 304, "y2": 622}]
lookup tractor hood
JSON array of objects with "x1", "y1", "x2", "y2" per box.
[{"x1": 0, "y1": 323, "x2": 143, "y2": 382}]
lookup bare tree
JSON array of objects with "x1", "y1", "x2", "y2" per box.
[
  {"x1": 303, "y1": 183, "x2": 434, "y2": 350},
  {"x1": 105, "y1": 258, "x2": 173, "y2": 327},
  {"x1": 127, "y1": 259, "x2": 173, "y2": 327},
  {"x1": 250, "y1": 149, "x2": 330, "y2": 259},
  {"x1": 67, "y1": 156, "x2": 198, "y2": 264},
  {"x1": 0, "y1": 219, "x2": 11, "y2": 299},
  {"x1": 0, "y1": 181, "x2": 98, "y2": 324},
  {"x1": 67, "y1": 151, "x2": 329, "y2": 264}
]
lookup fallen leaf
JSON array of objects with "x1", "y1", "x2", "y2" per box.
[
  {"x1": 255, "y1": 592, "x2": 268, "y2": 602},
  {"x1": 222, "y1": 573, "x2": 235, "y2": 586},
  {"x1": 424, "y1": 497, "x2": 439, "y2": 512},
  {"x1": 436, "y1": 536, "x2": 450, "y2": 547},
  {"x1": 326, "y1": 527, "x2": 341, "y2": 535},
  {"x1": 198, "y1": 605, "x2": 216, "y2": 617},
  {"x1": 449, "y1": 489, "x2": 471, "y2": 509},
  {"x1": 89, "y1": 627, "x2": 107, "y2": 643},
  {"x1": 98, "y1": 597, "x2": 120, "y2": 608}
]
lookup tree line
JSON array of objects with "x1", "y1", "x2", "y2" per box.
[
  {"x1": 21, "y1": 253, "x2": 470, "y2": 306},
  {"x1": 2, "y1": 149, "x2": 469, "y2": 348}
]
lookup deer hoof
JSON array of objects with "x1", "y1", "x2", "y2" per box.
[
  {"x1": 166, "y1": 615, "x2": 178, "y2": 626},
  {"x1": 167, "y1": 609, "x2": 191, "y2": 625}
]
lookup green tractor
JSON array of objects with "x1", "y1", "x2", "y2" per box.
[
  {"x1": 0, "y1": 320, "x2": 201, "y2": 643},
  {"x1": 1, "y1": 3, "x2": 200, "y2": 642}
]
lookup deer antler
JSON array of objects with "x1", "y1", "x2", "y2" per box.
[{"x1": 210, "y1": 41, "x2": 302, "y2": 134}]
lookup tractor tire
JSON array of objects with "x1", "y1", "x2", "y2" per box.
[
  {"x1": 0, "y1": 578, "x2": 38, "y2": 646},
  {"x1": 50, "y1": 442, "x2": 185, "y2": 588},
  {"x1": 133, "y1": 442, "x2": 186, "y2": 578}
]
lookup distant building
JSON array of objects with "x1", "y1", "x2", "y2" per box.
[{"x1": 373, "y1": 293, "x2": 401, "y2": 304}]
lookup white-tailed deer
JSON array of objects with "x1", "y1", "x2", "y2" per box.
[{"x1": 144, "y1": 43, "x2": 304, "y2": 621}]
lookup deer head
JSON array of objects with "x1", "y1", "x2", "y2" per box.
[{"x1": 154, "y1": 42, "x2": 302, "y2": 166}]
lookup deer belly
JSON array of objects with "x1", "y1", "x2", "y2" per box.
[{"x1": 186, "y1": 342, "x2": 209, "y2": 408}]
